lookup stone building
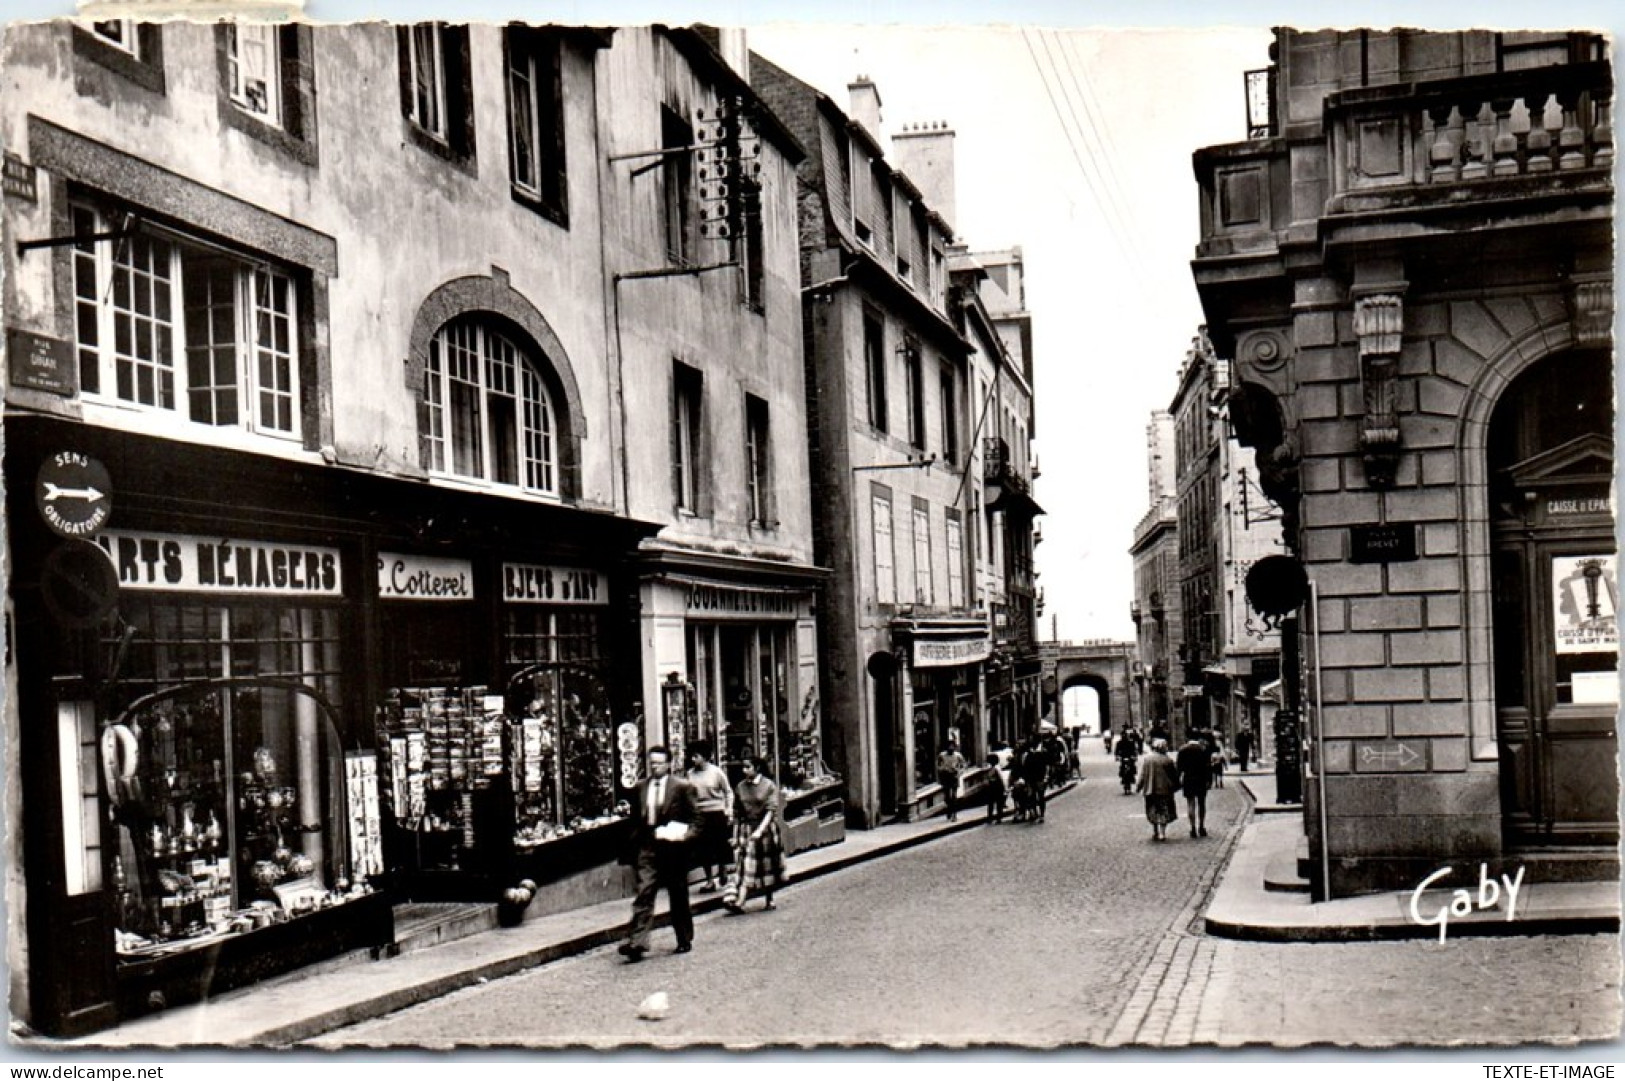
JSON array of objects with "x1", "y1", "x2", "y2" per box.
[
  {"x1": 1192, "y1": 28, "x2": 1614, "y2": 896},
  {"x1": 750, "y1": 61, "x2": 1031, "y2": 826},
  {"x1": 1130, "y1": 412, "x2": 1181, "y2": 731},
  {"x1": 0, "y1": 18, "x2": 820, "y2": 1033},
  {"x1": 952, "y1": 246, "x2": 1044, "y2": 747}
]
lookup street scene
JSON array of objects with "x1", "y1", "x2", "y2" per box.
[{"x1": 0, "y1": 5, "x2": 1619, "y2": 1060}]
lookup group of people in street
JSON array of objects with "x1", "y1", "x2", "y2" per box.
[
  {"x1": 616, "y1": 741, "x2": 787, "y2": 963},
  {"x1": 1114, "y1": 723, "x2": 1251, "y2": 842},
  {"x1": 935, "y1": 728, "x2": 1078, "y2": 828}
]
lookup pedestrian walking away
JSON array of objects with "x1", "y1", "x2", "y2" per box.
[
  {"x1": 1017, "y1": 734, "x2": 1053, "y2": 822},
  {"x1": 618, "y1": 746, "x2": 699, "y2": 962},
  {"x1": 936, "y1": 740, "x2": 967, "y2": 822},
  {"x1": 724, "y1": 756, "x2": 786, "y2": 914},
  {"x1": 1136, "y1": 738, "x2": 1180, "y2": 841},
  {"x1": 684, "y1": 740, "x2": 733, "y2": 892},
  {"x1": 1209, "y1": 733, "x2": 1228, "y2": 789},
  {"x1": 1176, "y1": 734, "x2": 1214, "y2": 837},
  {"x1": 1235, "y1": 726, "x2": 1253, "y2": 772},
  {"x1": 982, "y1": 753, "x2": 1008, "y2": 824}
]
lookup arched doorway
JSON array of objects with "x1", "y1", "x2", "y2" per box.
[{"x1": 1488, "y1": 348, "x2": 1617, "y2": 847}]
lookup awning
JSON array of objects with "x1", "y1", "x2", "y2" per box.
[{"x1": 1259, "y1": 679, "x2": 1283, "y2": 704}]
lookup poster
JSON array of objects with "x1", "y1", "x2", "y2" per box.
[{"x1": 1552, "y1": 554, "x2": 1619, "y2": 654}]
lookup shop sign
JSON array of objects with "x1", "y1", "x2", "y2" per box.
[
  {"x1": 1183, "y1": 685, "x2": 1204, "y2": 698},
  {"x1": 1552, "y1": 554, "x2": 1618, "y2": 655},
  {"x1": 36, "y1": 450, "x2": 112, "y2": 538},
  {"x1": 683, "y1": 582, "x2": 802, "y2": 618},
  {"x1": 913, "y1": 637, "x2": 991, "y2": 668},
  {"x1": 377, "y1": 553, "x2": 473, "y2": 601},
  {"x1": 92, "y1": 529, "x2": 341, "y2": 595},
  {"x1": 9, "y1": 329, "x2": 74, "y2": 396},
  {"x1": 502, "y1": 562, "x2": 608, "y2": 605}
]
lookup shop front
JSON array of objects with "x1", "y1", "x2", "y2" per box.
[
  {"x1": 5, "y1": 415, "x2": 657, "y2": 1035},
  {"x1": 371, "y1": 551, "x2": 642, "y2": 905},
  {"x1": 6, "y1": 417, "x2": 391, "y2": 1036},
  {"x1": 893, "y1": 619, "x2": 991, "y2": 821},
  {"x1": 640, "y1": 564, "x2": 841, "y2": 855}
]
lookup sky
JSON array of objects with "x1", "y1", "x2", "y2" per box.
[
  {"x1": 744, "y1": 23, "x2": 1265, "y2": 645},
  {"x1": 6, "y1": 0, "x2": 1619, "y2": 649}
]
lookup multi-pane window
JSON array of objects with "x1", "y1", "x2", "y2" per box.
[
  {"x1": 424, "y1": 319, "x2": 557, "y2": 493},
  {"x1": 227, "y1": 23, "x2": 281, "y2": 125},
  {"x1": 745, "y1": 394, "x2": 771, "y2": 526},
  {"x1": 662, "y1": 105, "x2": 695, "y2": 264},
  {"x1": 92, "y1": 19, "x2": 140, "y2": 57},
  {"x1": 864, "y1": 310, "x2": 887, "y2": 432},
  {"x1": 913, "y1": 497, "x2": 933, "y2": 605},
  {"x1": 946, "y1": 511, "x2": 965, "y2": 609},
  {"x1": 672, "y1": 361, "x2": 704, "y2": 511},
  {"x1": 872, "y1": 490, "x2": 895, "y2": 605},
  {"x1": 505, "y1": 26, "x2": 567, "y2": 221},
  {"x1": 939, "y1": 363, "x2": 959, "y2": 466},
  {"x1": 72, "y1": 203, "x2": 300, "y2": 438},
  {"x1": 399, "y1": 24, "x2": 473, "y2": 163},
  {"x1": 905, "y1": 340, "x2": 926, "y2": 450},
  {"x1": 406, "y1": 24, "x2": 447, "y2": 139}
]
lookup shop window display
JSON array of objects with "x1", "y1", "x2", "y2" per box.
[
  {"x1": 374, "y1": 608, "x2": 624, "y2": 871},
  {"x1": 105, "y1": 679, "x2": 368, "y2": 958}
]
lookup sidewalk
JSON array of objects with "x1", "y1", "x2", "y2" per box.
[
  {"x1": 1206, "y1": 767, "x2": 1622, "y2": 942},
  {"x1": 47, "y1": 785, "x2": 1075, "y2": 1050}
]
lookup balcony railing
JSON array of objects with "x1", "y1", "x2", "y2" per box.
[
  {"x1": 1329, "y1": 60, "x2": 1613, "y2": 199},
  {"x1": 982, "y1": 437, "x2": 1030, "y2": 497}
]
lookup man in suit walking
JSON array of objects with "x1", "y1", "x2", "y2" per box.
[{"x1": 619, "y1": 745, "x2": 698, "y2": 962}]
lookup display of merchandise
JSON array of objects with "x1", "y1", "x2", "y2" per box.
[
  {"x1": 106, "y1": 685, "x2": 367, "y2": 959},
  {"x1": 345, "y1": 752, "x2": 385, "y2": 880},
  {"x1": 375, "y1": 671, "x2": 625, "y2": 868}
]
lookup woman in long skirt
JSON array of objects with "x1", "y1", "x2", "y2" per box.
[
  {"x1": 724, "y1": 755, "x2": 785, "y2": 913},
  {"x1": 1136, "y1": 738, "x2": 1181, "y2": 841}
]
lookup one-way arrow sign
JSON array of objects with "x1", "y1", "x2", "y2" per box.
[{"x1": 36, "y1": 451, "x2": 112, "y2": 539}]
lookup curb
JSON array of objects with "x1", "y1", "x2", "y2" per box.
[{"x1": 1202, "y1": 910, "x2": 1622, "y2": 944}]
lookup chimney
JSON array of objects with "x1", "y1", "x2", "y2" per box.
[
  {"x1": 848, "y1": 75, "x2": 883, "y2": 140},
  {"x1": 892, "y1": 121, "x2": 957, "y2": 233}
]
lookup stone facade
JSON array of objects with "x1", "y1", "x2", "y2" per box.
[{"x1": 1192, "y1": 28, "x2": 1615, "y2": 896}]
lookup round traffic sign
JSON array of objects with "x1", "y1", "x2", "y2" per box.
[
  {"x1": 41, "y1": 539, "x2": 120, "y2": 628},
  {"x1": 36, "y1": 451, "x2": 112, "y2": 539}
]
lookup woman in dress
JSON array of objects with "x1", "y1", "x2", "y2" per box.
[
  {"x1": 684, "y1": 741, "x2": 733, "y2": 891},
  {"x1": 723, "y1": 755, "x2": 785, "y2": 913},
  {"x1": 1136, "y1": 738, "x2": 1181, "y2": 842}
]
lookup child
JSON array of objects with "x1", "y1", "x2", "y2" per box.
[
  {"x1": 1210, "y1": 737, "x2": 1228, "y2": 789},
  {"x1": 983, "y1": 753, "x2": 1009, "y2": 824}
]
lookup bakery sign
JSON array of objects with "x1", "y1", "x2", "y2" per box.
[
  {"x1": 913, "y1": 636, "x2": 992, "y2": 668},
  {"x1": 93, "y1": 529, "x2": 342, "y2": 596},
  {"x1": 1552, "y1": 554, "x2": 1618, "y2": 655}
]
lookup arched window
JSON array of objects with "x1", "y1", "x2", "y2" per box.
[{"x1": 423, "y1": 317, "x2": 557, "y2": 494}]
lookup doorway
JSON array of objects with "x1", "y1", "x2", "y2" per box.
[{"x1": 1489, "y1": 349, "x2": 1617, "y2": 847}]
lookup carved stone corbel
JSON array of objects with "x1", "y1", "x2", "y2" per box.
[
  {"x1": 1353, "y1": 293, "x2": 1405, "y2": 489},
  {"x1": 1571, "y1": 277, "x2": 1614, "y2": 348}
]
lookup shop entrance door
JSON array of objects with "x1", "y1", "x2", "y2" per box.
[{"x1": 1489, "y1": 350, "x2": 1617, "y2": 848}]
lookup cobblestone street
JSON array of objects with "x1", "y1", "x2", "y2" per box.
[{"x1": 312, "y1": 746, "x2": 1622, "y2": 1050}]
